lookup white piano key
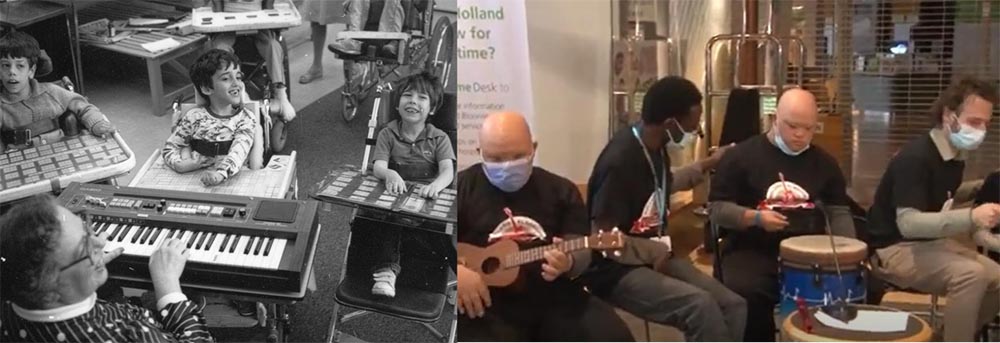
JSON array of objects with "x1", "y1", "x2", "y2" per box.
[
  {"x1": 146, "y1": 228, "x2": 169, "y2": 254},
  {"x1": 240, "y1": 236, "x2": 257, "y2": 267},
  {"x1": 248, "y1": 237, "x2": 264, "y2": 269},
  {"x1": 179, "y1": 230, "x2": 193, "y2": 246},
  {"x1": 241, "y1": 236, "x2": 259, "y2": 268},
  {"x1": 102, "y1": 224, "x2": 123, "y2": 251},
  {"x1": 222, "y1": 234, "x2": 242, "y2": 266},
  {"x1": 228, "y1": 236, "x2": 250, "y2": 266},
  {"x1": 135, "y1": 227, "x2": 154, "y2": 256},
  {"x1": 188, "y1": 231, "x2": 205, "y2": 261},
  {"x1": 204, "y1": 235, "x2": 225, "y2": 263},
  {"x1": 102, "y1": 223, "x2": 119, "y2": 238},
  {"x1": 264, "y1": 238, "x2": 286, "y2": 269},
  {"x1": 194, "y1": 232, "x2": 216, "y2": 262},
  {"x1": 120, "y1": 227, "x2": 145, "y2": 255},
  {"x1": 114, "y1": 225, "x2": 134, "y2": 243},
  {"x1": 187, "y1": 231, "x2": 202, "y2": 250}
]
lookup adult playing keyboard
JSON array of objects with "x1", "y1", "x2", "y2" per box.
[{"x1": 58, "y1": 182, "x2": 320, "y2": 296}]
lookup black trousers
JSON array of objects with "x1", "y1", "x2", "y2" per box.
[
  {"x1": 457, "y1": 293, "x2": 634, "y2": 342},
  {"x1": 369, "y1": 226, "x2": 402, "y2": 274},
  {"x1": 720, "y1": 247, "x2": 780, "y2": 342}
]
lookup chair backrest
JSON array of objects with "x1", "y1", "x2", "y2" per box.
[
  {"x1": 976, "y1": 171, "x2": 1000, "y2": 205},
  {"x1": 51, "y1": 77, "x2": 84, "y2": 137},
  {"x1": 719, "y1": 88, "x2": 762, "y2": 146}
]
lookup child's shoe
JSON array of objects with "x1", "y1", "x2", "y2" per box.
[{"x1": 371, "y1": 267, "x2": 397, "y2": 298}]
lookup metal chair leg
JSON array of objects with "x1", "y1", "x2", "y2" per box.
[
  {"x1": 326, "y1": 302, "x2": 342, "y2": 343},
  {"x1": 930, "y1": 294, "x2": 939, "y2": 331},
  {"x1": 644, "y1": 320, "x2": 651, "y2": 341}
]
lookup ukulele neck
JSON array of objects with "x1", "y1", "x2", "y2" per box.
[{"x1": 503, "y1": 237, "x2": 588, "y2": 268}]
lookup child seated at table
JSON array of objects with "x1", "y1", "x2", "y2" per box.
[
  {"x1": 0, "y1": 31, "x2": 116, "y2": 151},
  {"x1": 192, "y1": 0, "x2": 297, "y2": 124},
  {"x1": 163, "y1": 49, "x2": 263, "y2": 186},
  {"x1": 369, "y1": 71, "x2": 453, "y2": 297}
]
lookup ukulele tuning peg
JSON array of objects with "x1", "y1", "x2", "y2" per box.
[
  {"x1": 613, "y1": 251, "x2": 622, "y2": 257},
  {"x1": 612, "y1": 227, "x2": 620, "y2": 232}
]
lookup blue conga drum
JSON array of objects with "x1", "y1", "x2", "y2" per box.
[{"x1": 778, "y1": 235, "x2": 868, "y2": 317}]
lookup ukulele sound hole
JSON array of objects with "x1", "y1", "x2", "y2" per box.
[{"x1": 481, "y1": 257, "x2": 501, "y2": 274}]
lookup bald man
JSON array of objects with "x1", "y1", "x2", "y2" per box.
[
  {"x1": 708, "y1": 88, "x2": 856, "y2": 341},
  {"x1": 455, "y1": 112, "x2": 633, "y2": 341}
]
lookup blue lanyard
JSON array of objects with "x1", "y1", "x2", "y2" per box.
[{"x1": 631, "y1": 125, "x2": 668, "y2": 235}]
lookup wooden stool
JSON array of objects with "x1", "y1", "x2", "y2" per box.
[{"x1": 781, "y1": 304, "x2": 932, "y2": 342}]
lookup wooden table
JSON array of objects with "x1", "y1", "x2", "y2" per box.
[
  {"x1": 0, "y1": 0, "x2": 85, "y2": 93},
  {"x1": 76, "y1": 0, "x2": 207, "y2": 116}
]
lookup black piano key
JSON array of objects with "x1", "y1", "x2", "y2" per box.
[
  {"x1": 148, "y1": 228, "x2": 162, "y2": 245},
  {"x1": 196, "y1": 231, "x2": 208, "y2": 249},
  {"x1": 229, "y1": 236, "x2": 240, "y2": 253},
  {"x1": 219, "y1": 234, "x2": 231, "y2": 252},
  {"x1": 253, "y1": 237, "x2": 264, "y2": 255},
  {"x1": 263, "y1": 238, "x2": 274, "y2": 256},
  {"x1": 95, "y1": 222, "x2": 110, "y2": 234},
  {"x1": 244, "y1": 237, "x2": 256, "y2": 255},
  {"x1": 187, "y1": 231, "x2": 199, "y2": 248},
  {"x1": 110, "y1": 224, "x2": 124, "y2": 240},
  {"x1": 205, "y1": 233, "x2": 217, "y2": 251},
  {"x1": 131, "y1": 227, "x2": 146, "y2": 244},
  {"x1": 140, "y1": 226, "x2": 153, "y2": 244},
  {"x1": 117, "y1": 226, "x2": 133, "y2": 242}
]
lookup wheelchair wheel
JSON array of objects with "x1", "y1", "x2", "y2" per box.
[
  {"x1": 342, "y1": 92, "x2": 359, "y2": 122},
  {"x1": 427, "y1": 16, "x2": 455, "y2": 88}
]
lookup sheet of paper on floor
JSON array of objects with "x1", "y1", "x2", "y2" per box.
[{"x1": 814, "y1": 309, "x2": 909, "y2": 333}]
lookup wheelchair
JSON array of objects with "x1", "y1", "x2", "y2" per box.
[
  {"x1": 324, "y1": 65, "x2": 457, "y2": 342},
  {"x1": 331, "y1": 0, "x2": 455, "y2": 123}
]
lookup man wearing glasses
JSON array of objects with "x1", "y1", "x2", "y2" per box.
[
  {"x1": 707, "y1": 88, "x2": 856, "y2": 341},
  {"x1": 0, "y1": 194, "x2": 214, "y2": 343}
]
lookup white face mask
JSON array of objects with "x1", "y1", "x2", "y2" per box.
[
  {"x1": 666, "y1": 119, "x2": 697, "y2": 150},
  {"x1": 947, "y1": 114, "x2": 987, "y2": 151}
]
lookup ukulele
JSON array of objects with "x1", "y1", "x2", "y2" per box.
[{"x1": 457, "y1": 229, "x2": 625, "y2": 287}]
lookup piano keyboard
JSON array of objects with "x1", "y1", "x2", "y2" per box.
[
  {"x1": 95, "y1": 221, "x2": 288, "y2": 270},
  {"x1": 58, "y1": 182, "x2": 319, "y2": 295}
]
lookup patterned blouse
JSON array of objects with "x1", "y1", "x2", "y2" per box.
[
  {"x1": 162, "y1": 106, "x2": 255, "y2": 180},
  {"x1": 1, "y1": 293, "x2": 214, "y2": 343}
]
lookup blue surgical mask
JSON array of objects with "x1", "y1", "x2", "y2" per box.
[
  {"x1": 948, "y1": 115, "x2": 986, "y2": 151},
  {"x1": 482, "y1": 155, "x2": 533, "y2": 192},
  {"x1": 666, "y1": 120, "x2": 697, "y2": 151},
  {"x1": 774, "y1": 125, "x2": 809, "y2": 156}
]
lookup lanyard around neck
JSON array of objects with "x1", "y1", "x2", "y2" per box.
[{"x1": 631, "y1": 125, "x2": 668, "y2": 233}]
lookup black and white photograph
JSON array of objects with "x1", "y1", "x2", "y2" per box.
[{"x1": 1, "y1": 0, "x2": 457, "y2": 342}]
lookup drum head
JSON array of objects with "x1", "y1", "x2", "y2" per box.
[{"x1": 780, "y1": 235, "x2": 868, "y2": 268}]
